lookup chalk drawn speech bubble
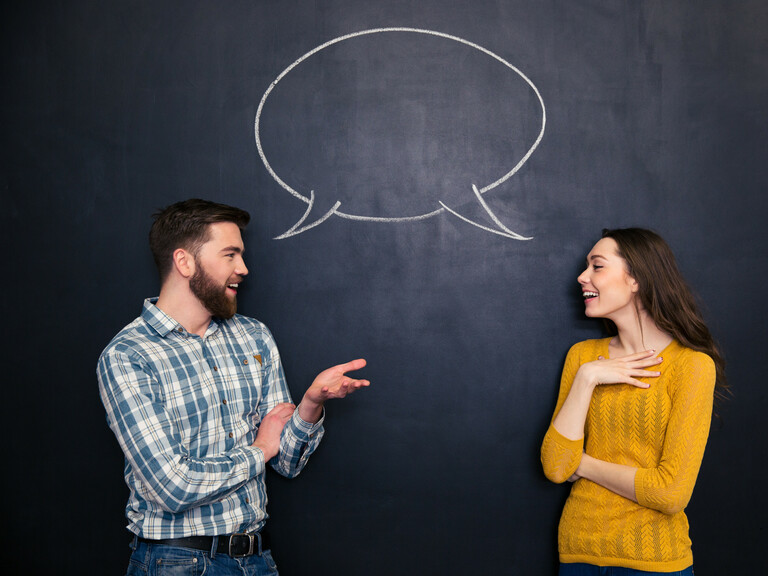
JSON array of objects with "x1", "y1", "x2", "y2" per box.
[{"x1": 255, "y1": 27, "x2": 546, "y2": 239}]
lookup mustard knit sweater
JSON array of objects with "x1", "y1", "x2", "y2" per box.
[{"x1": 541, "y1": 338, "x2": 715, "y2": 572}]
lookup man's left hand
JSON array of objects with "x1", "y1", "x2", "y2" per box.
[{"x1": 298, "y1": 359, "x2": 370, "y2": 423}]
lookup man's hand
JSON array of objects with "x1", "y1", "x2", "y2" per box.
[
  {"x1": 298, "y1": 359, "x2": 370, "y2": 423},
  {"x1": 251, "y1": 403, "x2": 296, "y2": 461}
]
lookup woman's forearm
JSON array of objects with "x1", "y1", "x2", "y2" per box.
[
  {"x1": 577, "y1": 453, "x2": 638, "y2": 502},
  {"x1": 552, "y1": 373, "x2": 595, "y2": 440}
]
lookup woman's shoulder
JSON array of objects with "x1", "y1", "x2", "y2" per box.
[
  {"x1": 567, "y1": 337, "x2": 611, "y2": 357},
  {"x1": 663, "y1": 341, "x2": 717, "y2": 397},
  {"x1": 667, "y1": 340, "x2": 716, "y2": 370}
]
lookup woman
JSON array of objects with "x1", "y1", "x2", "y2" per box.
[{"x1": 540, "y1": 228, "x2": 726, "y2": 575}]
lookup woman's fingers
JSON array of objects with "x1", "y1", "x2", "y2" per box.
[{"x1": 586, "y1": 353, "x2": 662, "y2": 387}]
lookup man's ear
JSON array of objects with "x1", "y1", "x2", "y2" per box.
[{"x1": 173, "y1": 248, "x2": 195, "y2": 279}]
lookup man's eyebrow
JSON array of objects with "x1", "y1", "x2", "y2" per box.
[{"x1": 221, "y1": 246, "x2": 243, "y2": 254}]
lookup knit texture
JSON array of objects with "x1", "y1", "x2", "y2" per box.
[{"x1": 541, "y1": 338, "x2": 715, "y2": 572}]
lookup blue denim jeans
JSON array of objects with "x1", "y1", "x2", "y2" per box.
[
  {"x1": 559, "y1": 563, "x2": 693, "y2": 576},
  {"x1": 126, "y1": 537, "x2": 280, "y2": 576}
]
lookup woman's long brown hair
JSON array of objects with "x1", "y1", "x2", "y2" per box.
[{"x1": 601, "y1": 228, "x2": 728, "y2": 400}]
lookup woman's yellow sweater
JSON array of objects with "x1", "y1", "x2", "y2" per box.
[{"x1": 541, "y1": 338, "x2": 715, "y2": 572}]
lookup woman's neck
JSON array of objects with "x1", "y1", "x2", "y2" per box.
[{"x1": 610, "y1": 309, "x2": 672, "y2": 356}]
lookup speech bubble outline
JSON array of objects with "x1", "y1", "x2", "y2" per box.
[{"x1": 254, "y1": 27, "x2": 546, "y2": 240}]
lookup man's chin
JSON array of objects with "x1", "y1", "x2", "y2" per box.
[{"x1": 206, "y1": 298, "x2": 237, "y2": 320}]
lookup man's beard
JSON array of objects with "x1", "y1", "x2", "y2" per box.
[{"x1": 189, "y1": 262, "x2": 237, "y2": 320}]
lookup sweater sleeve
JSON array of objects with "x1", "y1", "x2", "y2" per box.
[
  {"x1": 634, "y1": 351, "x2": 716, "y2": 515},
  {"x1": 541, "y1": 343, "x2": 586, "y2": 483}
]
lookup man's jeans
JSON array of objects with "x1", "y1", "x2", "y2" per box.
[{"x1": 126, "y1": 538, "x2": 280, "y2": 576}]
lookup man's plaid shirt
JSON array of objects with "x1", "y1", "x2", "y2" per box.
[{"x1": 97, "y1": 299, "x2": 324, "y2": 538}]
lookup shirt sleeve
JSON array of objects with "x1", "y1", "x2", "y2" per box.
[
  {"x1": 541, "y1": 343, "x2": 585, "y2": 483},
  {"x1": 98, "y1": 347, "x2": 266, "y2": 515},
  {"x1": 256, "y1": 328, "x2": 325, "y2": 479},
  {"x1": 634, "y1": 351, "x2": 716, "y2": 515}
]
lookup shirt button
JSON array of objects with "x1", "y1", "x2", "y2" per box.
[
  {"x1": 244, "y1": 359, "x2": 249, "y2": 365},
  {"x1": 229, "y1": 432, "x2": 233, "y2": 438},
  {"x1": 177, "y1": 327, "x2": 183, "y2": 333},
  {"x1": 222, "y1": 398, "x2": 227, "y2": 405},
  {"x1": 213, "y1": 366, "x2": 218, "y2": 371}
]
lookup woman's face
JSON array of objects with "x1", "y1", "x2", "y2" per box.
[{"x1": 577, "y1": 237, "x2": 639, "y2": 321}]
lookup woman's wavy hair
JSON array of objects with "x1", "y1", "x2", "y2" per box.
[{"x1": 601, "y1": 228, "x2": 728, "y2": 399}]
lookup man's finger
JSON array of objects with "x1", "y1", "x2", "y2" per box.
[{"x1": 339, "y1": 358, "x2": 367, "y2": 373}]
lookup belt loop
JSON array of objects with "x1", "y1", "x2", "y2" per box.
[
  {"x1": 210, "y1": 535, "x2": 217, "y2": 559},
  {"x1": 256, "y1": 531, "x2": 263, "y2": 555},
  {"x1": 130, "y1": 533, "x2": 138, "y2": 551}
]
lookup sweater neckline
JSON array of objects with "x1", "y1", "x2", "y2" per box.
[{"x1": 602, "y1": 337, "x2": 678, "y2": 360}]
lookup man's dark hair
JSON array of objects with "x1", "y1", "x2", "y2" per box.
[{"x1": 149, "y1": 198, "x2": 250, "y2": 282}]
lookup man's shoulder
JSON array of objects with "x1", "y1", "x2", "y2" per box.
[
  {"x1": 218, "y1": 315, "x2": 285, "y2": 367},
  {"x1": 220, "y1": 314, "x2": 275, "y2": 342},
  {"x1": 225, "y1": 313, "x2": 264, "y2": 327},
  {"x1": 99, "y1": 315, "x2": 156, "y2": 360},
  {"x1": 223, "y1": 313, "x2": 269, "y2": 332}
]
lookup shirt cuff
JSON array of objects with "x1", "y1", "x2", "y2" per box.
[
  {"x1": 233, "y1": 445, "x2": 266, "y2": 477},
  {"x1": 290, "y1": 407, "x2": 325, "y2": 441}
]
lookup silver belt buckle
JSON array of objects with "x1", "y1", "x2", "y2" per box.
[{"x1": 228, "y1": 532, "x2": 255, "y2": 557}]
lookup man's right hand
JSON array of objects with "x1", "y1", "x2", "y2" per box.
[{"x1": 251, "y1": 403, "x2": 296, "y2": 461}]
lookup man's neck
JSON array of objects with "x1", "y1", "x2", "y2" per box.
[{"x1": 156, "y1": 284, "x2": 212, "y2": 338}]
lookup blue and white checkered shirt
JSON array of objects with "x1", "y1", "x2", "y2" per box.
[{"x1": 97, "y1": 298, "x2": 324, "y2": 538}]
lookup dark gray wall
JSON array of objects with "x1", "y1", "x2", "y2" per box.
[{"x1": 3, "y1": 1, "x2": 766, "y2": 574}]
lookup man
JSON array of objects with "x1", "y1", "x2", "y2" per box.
[{"x1": 98, "y1": 199, "x2": 369, "y2": 574}]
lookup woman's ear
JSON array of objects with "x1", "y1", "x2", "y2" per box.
[{"x1": 625, "y1": 271, "x2": 640, "y2": 293}]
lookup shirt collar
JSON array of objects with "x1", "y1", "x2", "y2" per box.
[{"x1": 141, "y1": 297, "x2": 221, "y2": 338}]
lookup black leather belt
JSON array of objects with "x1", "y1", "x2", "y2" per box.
[{"x1": 137, "y1": 530, "x2": 270, "y2": 557}]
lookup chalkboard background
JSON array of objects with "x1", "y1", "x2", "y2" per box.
[{"x1": 3, "y1": 1, "x2": 767, "y2": 574}]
